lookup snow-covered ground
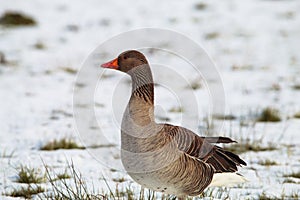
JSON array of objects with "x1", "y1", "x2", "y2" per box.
[{"x1": 0, "y1": 0, "x2": 300, "y2": 199}]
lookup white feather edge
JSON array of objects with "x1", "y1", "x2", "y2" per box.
[{"x1": 208, "y1": 173, "x2": 248, "y2": 187}]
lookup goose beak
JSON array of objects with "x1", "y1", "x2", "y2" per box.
[{"x1": 101, "y1": 58, "x2": 119, "y2": 70}]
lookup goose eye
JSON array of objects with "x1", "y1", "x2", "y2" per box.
[{"x1": 124, "y1": 56, "x2": 128, "y2": 60}]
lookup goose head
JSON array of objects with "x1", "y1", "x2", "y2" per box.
[{"x1": 101, "y1": 50, "x2": 148, "y2": 73}]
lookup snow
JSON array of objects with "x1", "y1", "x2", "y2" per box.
[{"x1": 0, "y1": 0, "x2": 300, "y2": 199}]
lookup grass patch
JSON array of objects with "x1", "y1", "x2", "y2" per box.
[
  {"x1": 257, "y1": 107, "x2": 281, "y2": 122},
  {"x1": 56, "y1": 171, "x2": 71, "y2": 181},
  {"x1": 88, "y1": 144, "x2": 116, "y2": 149},
  {"x1": 293, "y1": 112, "x2": 300, "y2": 119},
  {"x1": 43, "y1": 162, "x2": 229, "y2": 200},
  {"x1": 110, "y1": 168, "x2": 117, "y2": 172},
  {"x1": 283, "y1": 178, "x2": 297, "y2": 184},
  {"x1": 212, "y1": 114, "x2": 236, "y2": 120},
  {"x1": 113, "y1": 185, "x2": 134, "y2": 199},
  {"x1": 200, "y1": 187, "x2": 230, "y2": 199},
  {"x1": 60, "y1": 67, "x2": 78, "y2": 74},
  {"x1": 112, "y1": 177, "x2": 126, "y2": 183},
  {"x1": 284, "y1": 171, "x2": 300, "y2": 179},
  {"x1": 191, "y1": 82, "x2": 202, "y2": 90},
  {"x1": 44, "y1": 162, "x2": 105, "y2": 200},
  {"x1": 292, "y1": 84, "x2": 300, "y2": 90},
  {"x1": 289, "y1": 191, "x2": 300, "y2": 199},
  {"x1": 5, "y1": 185, "x2": 44, "y2": 199},
  {"x1": 204, "y1": 32, "x2": 220, "y2": 40},
  {"x1": 187, "y1": 80, "x2": 202, "y2": 90},
  {"x1": 0, "y1": 149, "x2": 15, "y2": 158},
  {"x1": 0, "y1": 51, "x2": 7, "y2": 65},
  {"x1": 224, "y1": 140, "x2": 277, "y2": 154},
  {"x1": 40, "y1": 138, "x2": 85, "y2": 151},
  {"x1": 55, "y1": 173, "x2": 71, "y2": 181},
  {"x1": 156, "y1": 116, "x2": 171, "y2": 122},
  {"x1": 0, "y1": 11, "x2": 36, "y2": 27},
  {"x1": 169, "y1": 106, "x2": 184, "y2": 113},
  {"x1": 281, "y1": 190, "x2": 300, "y2": 200},
  {"x1": 258, "y1": 190, "x2": 300, "y2": 200},
  {"x1": 16, "y1": 165, "x2": 45, "y2": 184},
  {"x1": 231, "y1": 64, "x2": 254, "y2": 71},
  {"x1": 258, "y1": 192, "x2": 275, "y2": 200},
  {"x1": 194, "y1": 3, "x2": 207, "y2": 10},
  {"x1": 34, "y1": 41, "x2": 46, "y2": 50},
  {"x1": 258, "y1": 159, "x2": 278, "y2": 166}
]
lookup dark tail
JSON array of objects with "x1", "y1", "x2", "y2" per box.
[{"x1": 206, "y1": 146, "x2": 247, "y2": 173}]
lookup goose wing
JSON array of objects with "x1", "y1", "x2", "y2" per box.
[{"x1": 163, "y1": 124, "x2": 246, "y2": 173}]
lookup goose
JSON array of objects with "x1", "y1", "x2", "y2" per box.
[{"x1": 101, "y1": 50, "x2": 247, "y2": 199}]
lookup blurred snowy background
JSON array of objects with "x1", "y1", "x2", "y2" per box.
[{"x1": 0, "y1": 0, "x2": 300, "y2": 199}]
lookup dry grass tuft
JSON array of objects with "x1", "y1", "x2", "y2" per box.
[
  {"x1": 0, "y1": 11, "x2": 36, "y2": 26},
  {"x1": 292, "y1": 84, "x2": 300, "y2": 90},
  {"x1": 60, "y1": 67, "x2": 78, "y2": 74},
  {"x1": 194, "y1": 3, "x2": 207, "y2": 10},
  {"x1": 283, "y1": 178, "x2": 297, "y2": 184},
  {"x1": 5, "y1": 185, "x2": 44, "y2": 199},
  {"x1": 169, "y1": 106, "x2": 184, "y2": 113},
  {"x1": 258, "y1": 159, "x2": 278, "y2": 166},
  {"x1": 16, "y1": 165, "x2": 45, "y2": 184},
  {"x1": 224, "y1": 140, "x2": 277, "y2": 154},
  {"x1": 41, "y1": 162, "x2": 231, "y2": 200},
  {"x1": 204, "y1": 32, "x2": 220, "y2": 40},
  {"x1": 40, "y1": 138, "x2": 85, "y2": 151},
  {"x1": 112, "y1": 177, "x2": 126, "y2": 183},
  {"x1": 213, "y1": 114, "x2": 236, "y2": 120},
  {"x1": 257, "y1": 107, "x2": 281, "y2": 122},
  {"x1": 293, "y1": 112, "x2": 300, "y2": 119},
  {"x1": 284, "y1": 171, "x2": 300, "y2": 179}
]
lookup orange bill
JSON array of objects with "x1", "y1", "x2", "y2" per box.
[{"x1": 101, "y1": 58, "x2": 119, "y2": 69}]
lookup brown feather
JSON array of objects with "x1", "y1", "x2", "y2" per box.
[{"x1": 164, "y1": 124, "x2": 246, "y2": 173}]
